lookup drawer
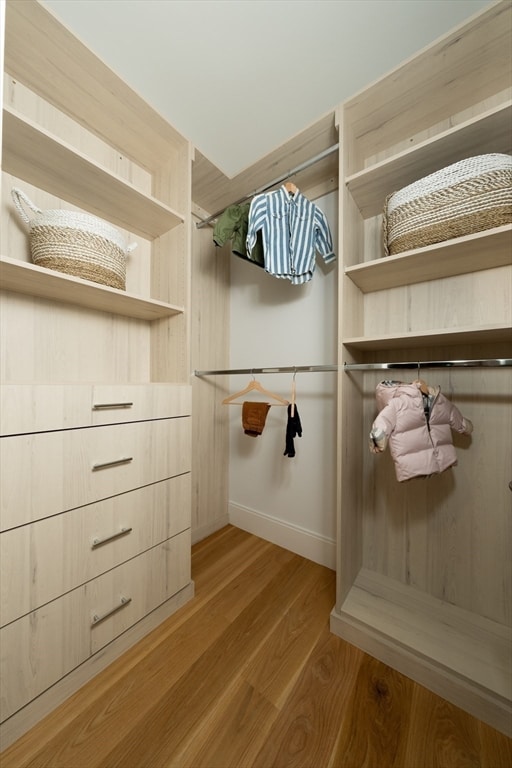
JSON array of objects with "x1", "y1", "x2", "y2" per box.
[
  {"x1": 0, "y1": 383, "x2": 191, "y2": 435},
  {"x1": 0, "y1": 531, "x2": 191, "y2": 723},
  {"x1": 1, "y1": 473, "x2": 191, "y2": 627},
  {"x1": 0, "y1": 417, "x2": 191, "y2": 531}
]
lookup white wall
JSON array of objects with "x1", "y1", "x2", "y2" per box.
[{"x1": 227, "y1": 191, "x2": 338, "y2": 569}]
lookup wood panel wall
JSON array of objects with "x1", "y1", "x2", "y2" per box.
[{"x1": 190, "y1": 205, "x2": 230, "y2": 542}]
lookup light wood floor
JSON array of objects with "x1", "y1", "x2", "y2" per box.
[{"x1": 1, "y1": 525, "x2": 511, "y2": 768}]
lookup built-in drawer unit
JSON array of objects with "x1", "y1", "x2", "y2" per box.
[
  {"x1": 1, "y1": 473, "x2": 191, "y2": 627},
  {"x1": 0, "y1": 0, "x2": 195, "y2": 745},
  {"x1": 0, "y1": 416, "x2": 191, "y2": 530},
  {"x1": 0, "y1": 531, "x2": 191, "y2": 723},
  {"x1": 0, "y1": 383, "x2": 192, "y2": 435}
]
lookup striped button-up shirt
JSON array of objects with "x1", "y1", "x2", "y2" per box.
[{"x1": 246, "y1": 186, "x2": 336, "y2": 284}]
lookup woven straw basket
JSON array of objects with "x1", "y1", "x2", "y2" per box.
[
  {"x1": 11, "y1": 188, "x2": 137, "y2": 290},
  {"x1": 383, "y1": 153, "x2": 512, "y2": 256}
]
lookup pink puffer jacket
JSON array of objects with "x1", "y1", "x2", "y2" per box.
[{"x1": 369, "y1": 380, "x2": 473, "y2": 482}]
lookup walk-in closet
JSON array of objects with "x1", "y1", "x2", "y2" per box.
[{"x1": 1, "y1": 0, "x2": 511, "y2": 763}]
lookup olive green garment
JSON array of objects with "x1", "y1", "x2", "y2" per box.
[{"x1": 213, "y1": 202, "x2": 265, "y2": 267}]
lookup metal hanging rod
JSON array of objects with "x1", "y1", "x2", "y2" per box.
[
  {"x1": 194, "y1": 364, "x2": 338, "y2": 376},
  {"x1": 195, "y1": 144, "x2": 339, "y2": 229},
  {"x1": 194, "y1": 359, "x2": 511, "y2": 376},
  {"x1": 344, "y1": 359, "x2": 512, "y2": 371}
]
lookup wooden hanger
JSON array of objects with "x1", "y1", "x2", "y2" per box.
[
  {"x1": 416, "y1": 379, "x2": 429, "y2": 395},
  {"x1": 413, "y1": 363, "x2": 429, "y2": 395},
  {"x1": 222, "y1": 377, "x2": 289, "y2": 406},
  {"x1": 284, "y1": 181, "x2": 297, "y2": 195}
]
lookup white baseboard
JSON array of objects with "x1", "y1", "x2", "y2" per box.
[{"x1": 228, "y1": 502, "x2": 335, "y2": 570}]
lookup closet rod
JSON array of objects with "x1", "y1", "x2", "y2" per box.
[
  {"x1": 195, "y1": 144, "x2": 339, "y2": 229},
  {"x1": 194, "y1": 364, "x2": 338, "y2": 376},
  {"x1": 194, "y1": 359, "x2": 511, "y2": 376},
  {"x1": 344, "y1": 358, "x2": 511, "y2": 371}
]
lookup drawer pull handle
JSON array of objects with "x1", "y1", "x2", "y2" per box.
[
  {"x1": 92, "y1": 457, "x2": 133, "y2": 471},
  {"x1": 91, "y1": 527, "x2": 133, "y2": 549},
  {"x1": 93, "y1": 402, "x2": 134, "y2": 410},
  {"x1": 91, "y1": 596, "x2": 132, "y2": 626}
]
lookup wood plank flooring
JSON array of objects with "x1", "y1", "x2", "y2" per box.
[{"x1": 1, "y1": 525, "x2": 511, "y2": 768}]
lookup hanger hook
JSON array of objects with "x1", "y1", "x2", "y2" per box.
[
  {"x1": 293, "y1": 366, "x2": 297, "y2": 382},
  {"x1": 251, "y1": 368, "x2": 255, "y2": 381},
  {"x1": 417, "y1": 361, "x2": 420, "y2": 380}
]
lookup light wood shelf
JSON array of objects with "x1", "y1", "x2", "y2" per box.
[
  {"x1": 331, "y1": 569, "x2": 512, "y2": 734},
  {"x1": 346, "y1": 101, "x2": 512, "y2": 218},
  {"x1": 342, "y1": 569, "x2": 511, "y2": 700},
  {"x1": 4, "y1": 0, "x2": 187, "y2": 171},
  {"x1": 0, "y1": 256, "x2": 184, "y2": 320},
  {"x1": 2, "y1": 107, "x2": 185, "y2": 240},
  {"x1": 343, "y1": 324, "x2": 512, "y2": 351},
  {"x1": 345, "y1": 225, "x2": 512, "y2": 292}
]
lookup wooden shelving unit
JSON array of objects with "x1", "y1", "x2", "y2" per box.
[
  {"x1": 0, "y1": 256, "x2": 184, "y2": 320},
  {"x1": 344, "y1": 324, "x2": 512, "y2": 351},
  {"x1": 0, "y1": 0, "x2": 194, "y2": 749},
  {"x1": 346, "y1": 101, "x2": 512, "y2": 217},
  {"x1": 345, "y1": 225, "x2": 512, "y2": 292},
  {"x1": 332, "y1": 0, "x2": 512, "y2": 738},
  {"x1": 3, "y1": 107, "x2": 185, "y2": 240}
]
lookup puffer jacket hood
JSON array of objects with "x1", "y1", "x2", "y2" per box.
[
  {"x1": 375, "y1": 380, "x2": 440, "y2": 411},
  {"x1": 370, "y1": 380, "x2": 473, "y2": 482}
]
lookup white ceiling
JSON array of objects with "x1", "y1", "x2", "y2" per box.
[{"x1": 43, "y1": 0, "x2": 491, "y2": 178}]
